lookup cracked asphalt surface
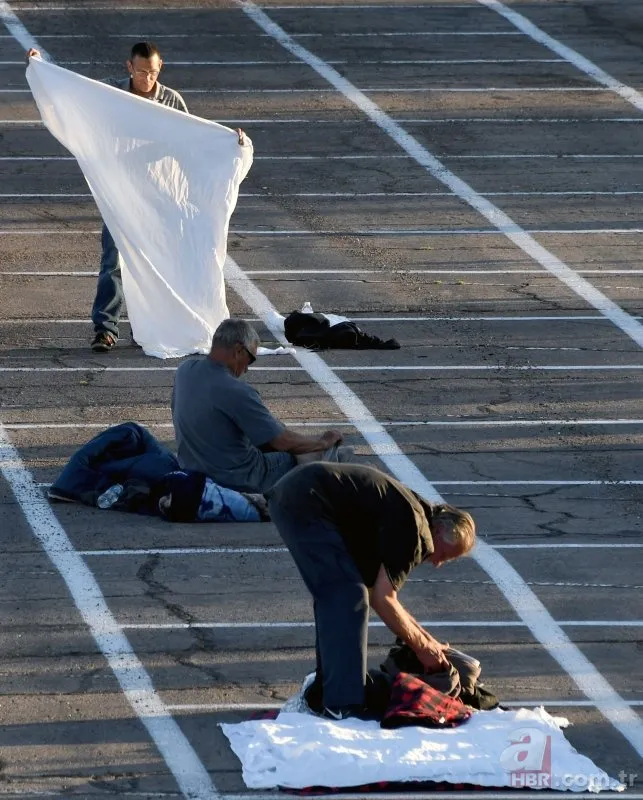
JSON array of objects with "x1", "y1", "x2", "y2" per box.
[{"x1": 0, "y1": 0, "x2": 642, "y2": 797}]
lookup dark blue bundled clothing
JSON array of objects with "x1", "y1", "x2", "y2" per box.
[
  {"x1": 49, "y1": 422, "x2": 177, "y2": 510},
  {"x1": 48, "y1": 422, "x2": 263, "y2": 522}
]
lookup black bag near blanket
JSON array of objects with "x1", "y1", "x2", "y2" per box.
[{"x1": 284, "y1": 311, "x2": 400, "y2": 351}]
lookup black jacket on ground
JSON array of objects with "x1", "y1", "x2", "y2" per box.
[{"x1": 284, "y1": 312, "x2": 400, "y2": 350}]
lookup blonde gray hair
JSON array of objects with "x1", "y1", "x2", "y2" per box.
[{"x1": 432, "y1": 505, "x2": 476, "y2": 555}]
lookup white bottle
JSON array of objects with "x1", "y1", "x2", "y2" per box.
[
  {"x1": 301, "y1": 301, "x2": 314, "y2": 314},
  {"x1": 96, "y1": 484, "x2": 124, "y2": 509}
]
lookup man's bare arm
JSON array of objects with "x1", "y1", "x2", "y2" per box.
[
  {"x1": 267, "y1": 427, "x2": 342, "y2": 456},
  {"x1": 369, "y1": 565, "x2": 449, "y2": 672}
]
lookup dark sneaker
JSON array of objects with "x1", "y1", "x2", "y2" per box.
[{"x1": 91, "y1": 331, "x2": 117, "y2": 352}]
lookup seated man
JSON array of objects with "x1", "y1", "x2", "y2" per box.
[
  {"x1": 171, "y1": 318, "x2": 347, "y2": 494},
  {"x1": 268, "y1": 462, "x2": 476, "y2": 720}
]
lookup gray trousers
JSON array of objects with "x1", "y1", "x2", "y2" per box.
[{"x1": 268, "y1": 497, "x2": 369, "y2": 708}]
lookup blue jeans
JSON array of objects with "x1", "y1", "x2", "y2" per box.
[
  {"x1": 91, "y1": 224, "x2": 123, "y2": 337},
  {"x1": 251, "y1": 451, "x2": 297, "y2": 494},
  {"x1": 268, "y1": 494, "x2": 369, "y2": 708}
]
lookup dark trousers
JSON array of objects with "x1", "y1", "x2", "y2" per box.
[
  {"x1": 269, "y1": 499, "x2": 369, "y2": 708},
  {"x1": 91, "y1": 224, "x2": 123, "y2": 337}
]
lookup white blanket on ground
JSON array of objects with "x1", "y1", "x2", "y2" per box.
[
  {"x1": 221, "y1": 707, "x2": 623, "y2": 792},
  {"x1": 26, "y1": 58, "x2": 253, "y2": 359}
]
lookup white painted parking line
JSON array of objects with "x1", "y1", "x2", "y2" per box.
[
  {"x1": 168, "y1": 703, "x2": 280, "y2": 712},
  {"x1": 496, "y1": 543, "x2": 643, "y2": 549},
  {"x1": 75, "y1": 543, "x2": 643, "y2": 557},
  {"x1": 215, "y1": 227, "x2": 643, "y2": 235},
  {"x1": 3, "y1": 116, "x2": 643, "y2": 125},
  {"x1": 119, "y1": 620, "x2": 643, "y2": 630},
  {"x1": 0, "y1": 58, "x2": 566, "y2": 66},
  {"x1": 228, "y1": 794, "x2": 638, "y2": 800},
  {"x1": 286, "y1": 420, "x2": 643, "y2": 427},
  {"x1": 122, "y1": 620, "x2": 523, "y2": 629},
  {"x1": 397, "y1": 117, "x2": 643, "y2": 123},
  {"x1": 12, "y1": 420, "x2": 643, "y2": 431},
  {"x1": 189, "y1": 87, "x2": 608, "y2": 94},
  {"x1": 5, "y1": 153, "x2": 643, "y2": 161},
  {"x1": 478, "y1": 0, "x2": 643, "y2": 112},
  {"x1": 80, "y1": 547, "x2": 290, "y2": 556},
  {"x1": 0, "y1": 31, "x2": 527, "y2": 38},
  {"x1": 255, "y1": 268, "x2": 643, "y2": 274},
  {"x1": 260, "y1": 3, "x2": 483, "y2": 6},
  {"x1": 5, "y1": 3, "x2": 231, "y2": 7},
  {"x1": 0, "y1": 193, "x2": 93, "y2": 197},
  {"x1": 12, "y1": 422, "x2": 643, "y2": 428},
  {"x1": 451, "y1": 154, "x2": 643, "y2": 159},
  {"x1": 229, "y1": 795, "x2": 643, "y2": 800},
  {"x1": 1, "y1": 315, "x2": 641, "y2": 323},
  {"x1": 2, "y1": 365, "x2": 643, "y2": 373},
  {"x1": 260, "y1": 3, "x2": 482, "y2": 6},
  {"x1": 4, "y1": 227, "x2": 643, "y2": 236},
  {"x1": 5, "y1": 269, "x2": 643, "y2": 276},
  {"x1": 10, "y1": 191, "x2": 643, "y2": 198},
  {"x1": 6, "y1": 191, "x2": 643, "y2": 198},
  {"x1": 438, "y1": 478, "x2": 643, "y2": 483},
  {"x1": 166, "y1": 700, "x2": 643, "y2": 712},
  {"x1": 0, "y1": 87, "x2": 608, "y2": 94},
  {"x1": 239, "y1": 2, "x2": 643, "y2": 352}
]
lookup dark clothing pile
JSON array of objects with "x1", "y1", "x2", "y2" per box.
[
  {"x1": 304, "y1": 667, "x2": 474, "y2": 728},
  {"x1": 284, "y1": 312, "x2": 400, "y2": 351},
  {"x1": 48, "y1": 422, "x2": 264, "y2": 523},
  {"x1": 382, "y1": 639, "x2": 500, "y2": 711},
  {"x1": 49, "y1": 422, "x2": 177, "y2": 514}
]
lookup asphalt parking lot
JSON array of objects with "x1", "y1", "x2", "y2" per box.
[{"x1": 0, "y1": 0, "x2": 642, "y2": 797}]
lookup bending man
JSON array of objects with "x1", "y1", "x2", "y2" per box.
[{"x1": 268, "y1": 462, "x2": 476, "y2": 720}]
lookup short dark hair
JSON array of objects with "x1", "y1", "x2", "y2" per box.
[{"x1": 130, "y1": 41, "x2": 161, "y2": 61}]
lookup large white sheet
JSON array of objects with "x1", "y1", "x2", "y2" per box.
[
  {"x1": 221, "y1": 707, "x2": 624, "y2": 792},
  {"x1": 26, "y1": 58, "x2": 253, "y2": 358}
]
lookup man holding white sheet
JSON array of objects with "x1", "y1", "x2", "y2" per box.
[{"x1": 26, "y1": 41, "x2": 249, "y2": 354}]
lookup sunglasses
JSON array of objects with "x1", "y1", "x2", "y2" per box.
[{"x1": 242, "y1": 345, "x2": 256, "y2": 365}]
